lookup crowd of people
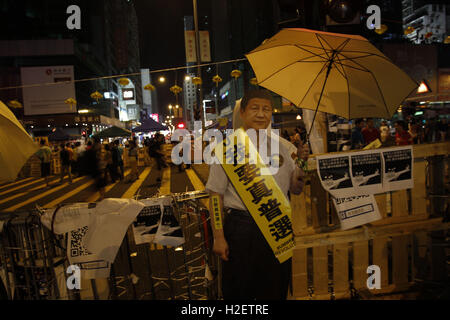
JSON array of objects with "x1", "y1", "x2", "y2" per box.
[
  {"x1": 351, "y1": 117, "x2": 449, "y2": 150},
  {"x1": 34, "y1": 134, "x2": 172, "y2": 200}
]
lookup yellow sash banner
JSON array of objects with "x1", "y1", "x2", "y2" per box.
[
  {"x1": 215, "y1": 128, "x2": 294, "y2": 263},
  {"x1": 211, "y1": 195, "x2": 223, "y2": 230}
]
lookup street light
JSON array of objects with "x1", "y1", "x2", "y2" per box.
[
  {"x1": 159, "y1": 76, "x2": 166, "y2": 83},
  {"x1": 185, "y1": 75, "x2": 191, "y2": 81},
  {"x1": 168, "y1": 104, "x2": 173, "y2": 110}
]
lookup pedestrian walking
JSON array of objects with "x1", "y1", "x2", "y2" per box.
[
  {"x1": 35, "y1": 139, "x2": 52, "y2": 187},
  {"x1": 111, "y1": 140, "x2": 123, "y2": 181},
  {"x1": 59, "y1": 143, "x2": 73, "y2": 184},
  {"x1": 379, "y1": 121, "x2": 390, "y2": 143},
  {"x1": 351, "y1": 119, "x2": 366, "y2": 149},
  {"x1": 362, "y1": 118, "x2": 380, "y2": 144},
  {"x1": 148, "y1": 133, "x2": 167, "y2": 170},
  {"x1": 127, "y1": 140, "x2": 139, "y2": 182},
  {"x1": 395, "y1": 120, "x2": 413, "y2": 145},
  {"x1": 104, "y1": 143, "x2": 114, "y2": 183}
]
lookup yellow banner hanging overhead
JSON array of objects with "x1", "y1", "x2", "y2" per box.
[{"x1": 215, "y1": 128, "x2": 294, "y2": 263}]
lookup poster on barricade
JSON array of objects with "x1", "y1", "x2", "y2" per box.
[
  {"x1": 154, "y1": 197, "x2": 185, "y2": 247},
  {"x1": 132, "y1": 198, "x2": 164, "y2": 245},
  {"x1": 132, "y1": 196, "x2": 185, "y2": 247},
  {"x1": 350, "y1": 150, "x2": 383, "y2": 195},
  {"x1": 68, "y1": 225, "x2": 111, "y2": 279},
  {"x1": 41, "y1": 199, "x2": 144, "y2": 279},
  {"x1": 317, "y1": 155, "x2": 353, "y2": 198},
  {"x1": 332, "y1": 194, "x2": 382, "y2": 230},
  {"x1": 382, "y1": 146, "x2": 414, "y2": 192}
]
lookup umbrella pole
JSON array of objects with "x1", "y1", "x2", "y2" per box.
[{"x1": 307, "y1": 58, "x2": 335, "y2": 141}]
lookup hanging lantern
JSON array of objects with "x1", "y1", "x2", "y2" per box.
[
  {"x1": 231, "y1": 69, "x2": 242, "y2": 79},
  {"x1": 7, "y1": 100, "x2": 23, "y2": 109},
  {"x1": 375, "y1": 24, "x2": 388, "y2": 35},
  {"x1": 212, "y1": 75, "x2": 222, "y2": 87},
  {"x1": 64, "y1": 98, "x2": 77, "y2": 110},
  {"x1": 118, "y1": 78, "x2": 130, "y2": 86},
  {"x1": 404, "y1": 26, "x2": 415, "y2": 35},
  {"x1": 425, "y1": 32, "x2": 433, "y2": 39},
  {"x1": 90, "y1": 91, "x2": 103, "y2": 102},
  {"x1": 192, "y1": 77, "x2": 202, "y2": 85},
  {"x1": 144, "y1": 84, "x2": 155, "y2": 91},
  {"x1": 170, "y1": 85, "x2": 183, "y2": 95},
  {"x1": 249, "y1": 77, "x2": 258, "y2": 86}
]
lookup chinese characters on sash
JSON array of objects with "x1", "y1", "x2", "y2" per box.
[{"x1": 216, "y1": 129, "x2": 294, "y2": 263}]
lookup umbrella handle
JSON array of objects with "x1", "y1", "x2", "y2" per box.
[{"x1": 306, "y1": 58, "x2": 334, "y2": 142}]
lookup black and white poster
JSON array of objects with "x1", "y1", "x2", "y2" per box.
[
  {"x1": 382, "y1": 146, "x2": 414, "y2": 192},
  {"x1": 132, "y1": 200, "x2": 163, "y2": 245},
  {"x1": 332, "y1": 194, "x2": 382, "y2": 230},
  {"x1": 132, "y1": 196, "x2": 185, "y2": 247},
  {"x1": 350, "y1": 151, "x2": 383, "y2": 195},
  {"x1": 317, "y1": 155, "x2": 353, "y2": 198},
  {"x1": 154, "y1": 198, "x2": 185, "y2": 247}
]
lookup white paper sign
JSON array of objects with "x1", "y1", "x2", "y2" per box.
[
  {"x1": 132, "y1": 198, "x2": 165, "y2": 245},
  {"x1": 382, "y1": 146, "x2": 414, "y2": 192},
  {"x1": 332, "y1": 194, "x2": 381, "y2": 230},
  {"x1": 317, "y1": 155, "x2": 354, "y2": 198},
  {"x1": 67, "y1": 226, "x2": 110, "y2": 280},
  {"x1": 350, "y1": 150, "x2": 383, "y2": 195}
]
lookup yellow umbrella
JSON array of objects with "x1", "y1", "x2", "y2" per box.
[
  {"x1": 0, "y1": 100, "x2": 39, "y2": 181},
  {"x1": 246, "y1": 28, "x2": 418, "y2": 135}
]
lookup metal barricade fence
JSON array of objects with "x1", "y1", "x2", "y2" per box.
[{"x1": 0, "y1": 191, "x2": 218, "y2": 300}]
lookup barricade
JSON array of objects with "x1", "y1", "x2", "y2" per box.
[
  {"x1": 289, "y1": 142, "x2": 449, "y2": 299},
  {"x1": 0, "y1": 191, "x2": 217, "y2": 300}
]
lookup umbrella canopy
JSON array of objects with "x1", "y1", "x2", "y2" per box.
[
  {"x1": 0, "y1": 100, "x2": 39, "y2": 181},
  {"x1": 132, "y1": 118, "x2": 168, "y2": 133},
  {"x1": 93, "y1": 126, "x2": 132, "y2": 138},
  {"x1": 48, "y1": 128, "x2": 70, "y2": 141},
  {"x1": 246, "y1": 28, "x2": 418, "y2": 122}
]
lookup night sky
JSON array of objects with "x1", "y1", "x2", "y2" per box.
[{"x1": 134, "y1": 0, "x2": 204, "y2": 115}]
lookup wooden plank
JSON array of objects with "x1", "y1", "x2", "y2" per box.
[
  {"x1": 352, "y1": 241, "x2": 369, "y2": 290},
  {"x1": 292, "y1": 248, "x2": 308, "y2": 298},
  {"x1": 333, "y1": 243, "x2": 349, "y2": 294},
  {"x1": 312, "y1": 246, "x2": 329, "y2": 296},
  {"x1": 411, "y1": 161, "x2": 428, "y2": 216},
  {"x1": 310, "y1": 173, "x2": 328, "y2": 229},
  {"x1": 392, "y1": 235, "x2": 410, "y2": 287},
  {"x1": 413, "y1": 142, "x2": 450, "y2": 158},
  {"x1": 294, "y1": 218, "x2": 448, "y2": 249},
  {"x1": 372, "y1": 237, "x2": 389, "y2": 290},
  {"x1": 374, "y1": 194, "x2": 388, "y2": 220},
  {"x1": 391, "y1": 190, "x2": 409, "y2": 217},
  {"x1": 291, "y1": 193, "x2": 308, "y2": 234},
  {"x1": 412, "y1": 231, "x2": 428, "y2": 282}
]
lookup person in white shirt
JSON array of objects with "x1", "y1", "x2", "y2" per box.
[{"x1": 206, "y1": 89, "x2": 309, "y2": 300}]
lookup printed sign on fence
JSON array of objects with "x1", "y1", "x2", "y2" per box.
[
  {"x1": 68, "y1": 226, "x2": 110, "y2": 279},
  {"x1": 350, "y1": 150, "x2": 383, "y2": 195},
  {"x1": 317, "y1": 155, "x2": 354, "y2": 198},
  {"x1": 132, "y1": 196, "x2": 185, "y2": 247},
  {"x1": 382, "y1": 146, "x2": 414, "y2": 192},
  {"x1": 132, "y1": 201, "x2": 162, "y2": 245},
  {"x1": 332, "y1": 194, "x2": 381, "y2": 230}
]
